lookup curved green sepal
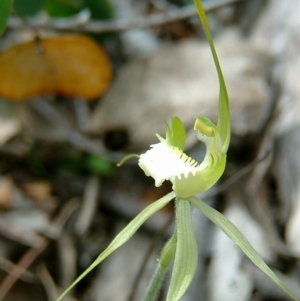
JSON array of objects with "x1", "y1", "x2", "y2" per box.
[
  {"x1": 117, "y1": 153, "x2": 140, "y2": 167},
  {"x1": 167, "y1": 199, "x2": 198, "y2": 301},
  {"x1": 194, "y1": 0, "x2": 230, "y2": 153},
  {"x1": 56, "y1": 191, "x2": 176, "y2": 301},
  {"x1": 190, "y1": 197, "x2": 299, "y2": 301}
]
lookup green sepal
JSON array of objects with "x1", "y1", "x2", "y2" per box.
[
  {"x1": 56, "y1": 191, "x2": 176, "y2": 301},
  {"x1": 165, "y1": 116, "x2": 186, "y2": 150},
  {"x1": 167, "y1": 199, "x2": 198, "y2": 301},
  {"x1": 189, "y1": 197, "x2": 299, "y2": 301},
  {"x1": 194, "y1": 0, "x2": 230, "y2": 153}
]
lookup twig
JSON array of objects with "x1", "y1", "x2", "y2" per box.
[
  {"x1": 38, "y1": 265, "x2": 59, "y2": 301},
  {"x1": 0, "y1": 217, "x2": 45, "y2": 248},
  {"x1": 0, "y1": 257, "x2": 36, "y2": 283},
  {"x1": 0, "y1": 239, "x2": 48, "y2": 301},
  {"x1": 75, "y1": 176, "x2": 100, "y2": 237},
  {"x1": 202, "y1": 151, "x2": 271, "y2": 200},
  {"x1": 7, "y1": 0, "x2": 242, "y2": 33},
  {"x1": 0, "y1": 200, "x2": 78, "y2": 300}
]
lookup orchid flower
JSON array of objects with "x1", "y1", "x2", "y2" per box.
[
  {"x1": 138, "y1": 116, "x2": 226, "y2": 198},
  {"x1": 56, "y1": 1, "x2": 298, "y2": 301}
]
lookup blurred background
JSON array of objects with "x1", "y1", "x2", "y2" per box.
[{"x1": 0, "y1": 0, "x2": 299, "y2": 300}]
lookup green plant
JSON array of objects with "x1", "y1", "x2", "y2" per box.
[
  {"x1": 0, "y1": 0, "x2": 13, "y2": 37},
  {"x1": 56, "y1": 1, "x2": 299, "y2": 300}
]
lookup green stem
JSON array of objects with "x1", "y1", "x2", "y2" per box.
[
  {"x1": 142, "y1": 233, "x2": 177, "y2": 301},
  {"x1": 166, "y1": 199, "x2": 198, "y2": 301}
]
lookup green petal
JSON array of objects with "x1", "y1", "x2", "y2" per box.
[
  {"x1": 194, "y1": 0, "x2": 230, "y2": 153},
  {"x1": 167, "y1": 199, "x2": 198, "y2": 301},
  {"x1": 56, "y1": 191, "x2": 176, "y2": 301},
  {"x1": 165, "y1": 116, "x2": 186, "y2": 150},
  {"x1": 190, "y1": 197, "x2": 299, "y2": 301}
]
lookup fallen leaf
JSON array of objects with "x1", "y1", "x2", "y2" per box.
[{"x1": 0, "y1": 34, "x2": 112, "y2": 100}]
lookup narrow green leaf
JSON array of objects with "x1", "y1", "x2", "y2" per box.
[
  {"x1": 193, "y1": 0, "x2": 230, "y2": 153},
  {"x1": 167, "y1": 199, "x2": 198, "y2": 301},
  {"x1": 143, "y1": 233, "x2": 177, "y2": 301},
  {"x1": 56, "y1": 191, "x2": 176, "y2": 301},
  {"x1": 190, "y1": 197, "x2": 299, "y2": 301},
  {"x1": 0, "y1": 0, "x2": 12, "y2": 37},
  {"x1": 116, "y1": 153, "x2": 140, "y2": 167}
]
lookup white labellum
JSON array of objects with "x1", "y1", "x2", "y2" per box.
[{"x1": 138, "y1": 140, "x2": 200, "y2": 187}]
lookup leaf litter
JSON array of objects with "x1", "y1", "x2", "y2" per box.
[{"x1": 0, "y1": 1, "x2": 299, "y2": 300}]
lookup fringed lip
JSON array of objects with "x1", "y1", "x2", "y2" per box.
[{"x1": 138, "y1": 140, "x2": 200, "y2": 187}]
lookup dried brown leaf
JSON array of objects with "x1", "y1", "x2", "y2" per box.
[{"x1": 0, "y1": 35, "x2": 112, "y2": 100}]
